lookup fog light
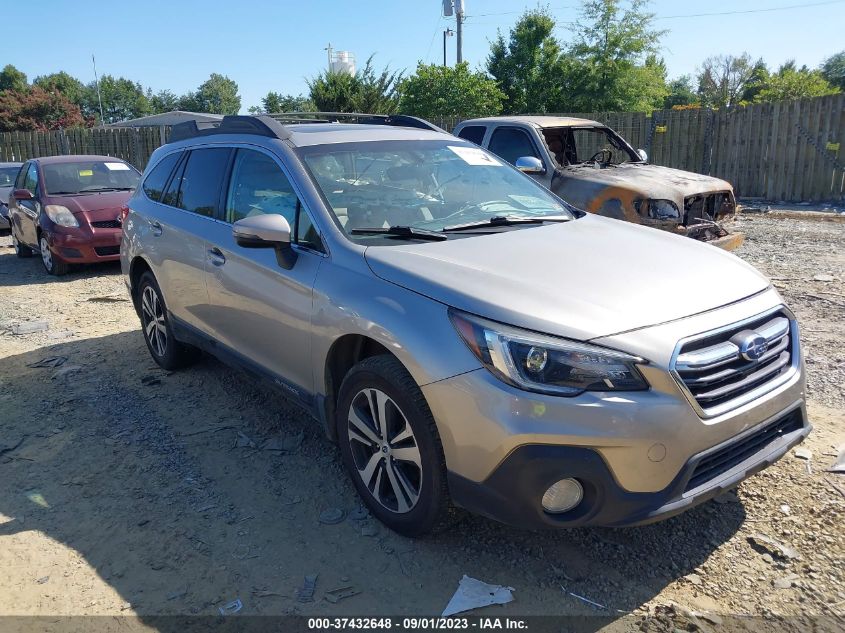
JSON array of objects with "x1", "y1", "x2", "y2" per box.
[{"x1": 542, "y1": 478, "x2": 583, "y2": 514}]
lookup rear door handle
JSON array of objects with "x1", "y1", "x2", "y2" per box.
[
  {"x1": 208, "y1": 247, "x2": 226, "y2": 266},
  {"x1": 150, "y1": 220, "x2": 162, "y2": 237}
]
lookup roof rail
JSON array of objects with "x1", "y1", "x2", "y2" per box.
[
  {"x1": 168, "y1": 112, "x2": 445, "y2": 144},
  {"x1": 267, "y1": 112, "x2": 445, "y2": 133},
  {"x1": 170, "y1": 115, "x2": 291, "y2": 143}
]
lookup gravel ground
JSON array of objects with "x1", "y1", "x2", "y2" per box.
[{"x1": 0, "y1": 214, "x2": 842, "y2": 632}]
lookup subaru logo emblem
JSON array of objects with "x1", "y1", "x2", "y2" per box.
[{"x1": 739, "y1": 333, "x2": 768, "y2": 361}]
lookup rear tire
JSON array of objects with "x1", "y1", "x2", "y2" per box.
[
  {"x1": 336, "y1": 355, "x2": 450, "y2": 537},
  {"x1": 40, "y1": 236, "x2": 68, "y2": 276},
  {"x1": 12, "y1": 229, "x2": 32, "y2": 258},
  {"x1": 138, "y1": 271, "x2": 199, "y2": 370}
]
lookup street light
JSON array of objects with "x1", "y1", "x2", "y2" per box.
[{"x1": 443, "y1": 28, "x2": 454, "y2": 67}]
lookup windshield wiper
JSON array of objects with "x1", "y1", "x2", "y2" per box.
[
  {"x1": 81, "y1": 186, "x2": 134, "y2": 192},
  {"x1": 443, "y1": 215, "x2": 571, "y2": 232},
  {"x1": 351, "y1": 225, "x2": 448, "y2": 241}
]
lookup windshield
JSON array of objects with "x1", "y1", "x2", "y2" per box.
[
  {"x1": 43, "y1": 160, "x2": 141, "y2": 195},
  {"x1": 300, "y1": 140, "x2": 575, "y2": 241},
  {"x1": 0, "y1": 166, "x2": 20, "y2": 187},
  {"x1": 544, "y1": 126, "x2": 639, "y2": 166}
]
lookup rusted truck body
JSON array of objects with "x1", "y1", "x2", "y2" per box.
[{"x1": 453, "y1": 116, "x2": 743, "y2": 250}]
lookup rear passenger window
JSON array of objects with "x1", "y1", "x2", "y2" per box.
[
  {"x1": 177, "y1": 148, "x2": 231, "y2": 217},
  {"x1": 162, "y1": 154, "x2": 187, "y2": 208},
  {"x1": 225, "y1": 149, "x2": 298, "y2": 225},
  {"x1": 488, "y1": 127, "x2": 539, "y2": 165},
  {"x1": 457, "y1": 125, "x2": 486, "y2": 145},
  {"x1": 143, "y1": 152, "x2": 181, "y2": 202}
]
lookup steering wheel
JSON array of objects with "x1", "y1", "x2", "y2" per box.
[{"x1": 588, "y1": 149, "x2": 613, "y2": 164}]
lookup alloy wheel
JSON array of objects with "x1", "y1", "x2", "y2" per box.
[
  {"x1": 347, "y1": 388, "x2": 422, "y2": 514},
  {"x1": 39, "y1": 237, "x2": 52, "y2": 271},
  {"x1": 141, "y1": 285, "x2": 168, "y2": 357}
]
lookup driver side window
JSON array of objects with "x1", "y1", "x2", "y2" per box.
[
  {"x1": 488, "y1": 127, "x2": 539, "y2": 166},
  {"x1": 226, "y1": 149, "x2": 297, "y2": 225},
  {"x1": 226, "y1": 149, "x2": 324, "y2": 253},
  {"x1": 23, "y1": 163, "x2": 38, "y2": 195}
]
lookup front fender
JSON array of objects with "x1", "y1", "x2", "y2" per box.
[{"x1": 310, "y1": 260, "x2": 481, "y2": 394}]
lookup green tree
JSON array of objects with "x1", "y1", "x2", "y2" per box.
[
  {"x1": 254, "y1": 92, "x2": 315, "y2": 113},
  {"x1": 33, "y1": 72, "x2": 85, "y2": 106},
  {"x1": 149, "y1": 89, "x2": 180, "y2": 113},
  {"x1": 399, "y1": 62, "x2": 505, "y2": 119},
  {"x1": 0, "y1": 86, "x2": 88, "y2": 131},
  {"x1": 755, "y1": 61, "x2": 839, "y2": 102},
  {"x1": 0, "y1": 64, "x2": 28, "y2": 93},
  {"x1": 83, "y1": 75, "x2": 150, "y2": 123},
  {"x1": 564, "y1": 0, "x2": 668, "y2": 112},
  {"x1": 486, "y1": 9, "x2": 566, "y2": 114},
  {"x1": 696, "y1": 53, "x2": 760, "y2": 107},
  {"x1": 738, "y1": 60, "x2": 770, "y2": 103},
  {"x1": 663, "y1": 75, "x2": 697, "y2": 108},
  {"x1": 181, "y1": 74, "x2": 241, "y2": 114},
  {"x1": 308, "y1": 57, "x2": 402, "y2": 113},
  {"x1": 820, "y1": 51, "x2": 845, "y2": 90}
]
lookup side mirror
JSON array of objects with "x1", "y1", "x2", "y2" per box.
[
  {"x1": 515, "y1": 156, "x2": 545, "y2": 174},
  {"x1": 636, "y1": 149, "x2": 648, "y2": 162},
  {"x1": 13, "y1": 188, "x2": 34, "y2": 201},
  {"x1": 232, "y1": 214, "x2": 297, "y2": 269}
]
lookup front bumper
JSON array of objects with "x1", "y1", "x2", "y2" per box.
[
  {"x1": 447, "y1": 402, "x2": 809, "y2": 528},
  {"x1": 45, "y1": 226, "x2": 122, "y2": 263},
  {"x1": 423, "y1": 290, "x2": 808, "y2": 528}
]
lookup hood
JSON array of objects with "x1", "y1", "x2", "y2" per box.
[
  {"x1": 364, "y1": 214, "x2": 769, "y2": 341},
  {"x1": 45, "y1": 190, "x2": 133, "y2": 216},
  {"x1": 559, "y1": 163, "x2": 732, "y2": 201}
]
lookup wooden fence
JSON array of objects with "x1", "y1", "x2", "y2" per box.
[
  {"x1": 1, "y1": 94, "x2": 843, "y2": 202},
  {"x1": 0, "y1": 126, "x2": 170, "y2": 173}
]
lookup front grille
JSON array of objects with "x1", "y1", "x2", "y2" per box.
[
  {"x1": 684, "y1": 191, "x2": 735, "y2": 223},
  {"x1": 673, "y1": 309, "x2": 796, "y2": 416},
  {"x1": 91, "y1": 219, "x2": 121, "y2": 229},
  {"x1": 684, "y1": 408, "x2": 803, "y2": 493},
  {"x1": 94, "y1": 245, "x2": 120, "y2": 256}
]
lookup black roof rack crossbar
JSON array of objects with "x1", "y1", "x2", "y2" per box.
[
  {"x1": 266, "y1": 112, "x2": 445, "y2": 133},
  {"x1": 170, "y1": 115, "x2": 291, "y2": 143}
]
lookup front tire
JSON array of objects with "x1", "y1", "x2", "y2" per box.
[
  {"x1": 138, "y1": 271, "x2": 198, "y2": 370},
  {"x1": 40, "y1": 236, "x2": 68, "y2": 275},
  {"x1": 336, "y1": 355, "x2": 450, "y2": 537},
  {"x1": 12, "y1": 229, "x2": 33, "y2": 258}
]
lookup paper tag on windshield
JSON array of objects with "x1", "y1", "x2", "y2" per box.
[
  {"x1": 104, "y1": 162, "x2": 130, "y2": 171},
  {"x1": 448, "y1": 146, "x2": 502, "y2": 166}
]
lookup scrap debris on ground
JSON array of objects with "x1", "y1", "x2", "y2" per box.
[{"x1": 0, "y1": 211, "x2": 842, "y2": 631}]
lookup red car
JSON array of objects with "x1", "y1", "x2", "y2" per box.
[{"x1": 9, "y1": 155, "x2": 141, "y2": 275}]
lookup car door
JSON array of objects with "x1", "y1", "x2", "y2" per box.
[
  {"x1": 142, "y1": 147, "x2": 231, "y2": 334},
  {"x1": 13, "y1": 162, "x2": 40, "y2": 246},
  {"x1": 486, "y1": 126, "x2": 553, "y2": 188},
  {"x1": 202, "y1": 147, "x2": 324, "y2": 400}
]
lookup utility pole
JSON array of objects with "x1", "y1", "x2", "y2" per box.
[
  {"x1": 442, "y1": 28, "x2": 454, "y2": 66},
  {"x1": 92, "y1": 54, "x2": 104, "y2": 126},
  {"x1": 325, "y1": 43, "x2": 333, "y2": 72},
  {"x1": 455, "y1": 0, "x2": 464, "y2": 65}
]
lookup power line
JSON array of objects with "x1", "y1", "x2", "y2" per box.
[
  {"x1": 656, "y1": 0, "x2": 845, "y2": 20},
  {"x1": 424, "y1": 11, "x2": 444, "y2": 63}
]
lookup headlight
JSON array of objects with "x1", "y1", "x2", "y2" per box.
[
  {"x1": 44, "y1": 205, "x2": 79, "y2": 228},
  {"x1": 450, "y1": 310, "x2": 648, "y2": 396},
  {"x1": 649, "y1": 199, "x2": 680, "y2": 220}
]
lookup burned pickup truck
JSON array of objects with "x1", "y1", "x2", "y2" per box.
[{"x1": 453, "y1": 116, "x2": 742, "y2": 250}]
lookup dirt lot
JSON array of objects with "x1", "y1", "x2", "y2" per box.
[{"x1": 0, "y1": 214, "x2": 843, "y2": 631}]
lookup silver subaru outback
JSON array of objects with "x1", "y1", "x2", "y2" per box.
[{"x1": 121, "y1": 115, "x2": 810, "y2": 536}]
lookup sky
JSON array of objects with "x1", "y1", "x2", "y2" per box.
[{"x1": 7, "y1": 0, "x2": 845, "y2": 113}]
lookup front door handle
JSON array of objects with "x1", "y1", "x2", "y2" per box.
[
  {"x1": 208, "y1": 247, "x2": 226, "y2": 266},
  {"x1": 150, "y1": 220, "x2": 163, "y2": 237}
]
